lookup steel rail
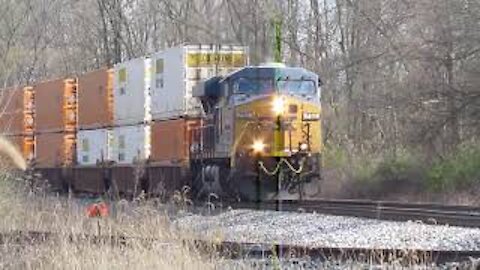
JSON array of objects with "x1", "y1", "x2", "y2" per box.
[
  {"x1": 222, "y1": 199, "x2": 480, "y2": 228},
  {"x1": 1, "y1": 230, "x2": 478, "y2": 265}
]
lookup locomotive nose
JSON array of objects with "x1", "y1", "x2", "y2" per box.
[{"x1": 237, "y1": 94, "x2": 318, "y2": 157}]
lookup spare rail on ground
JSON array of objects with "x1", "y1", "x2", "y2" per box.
[{"x1": 1, "y1": 230, "x2": 478, "y2": 265}]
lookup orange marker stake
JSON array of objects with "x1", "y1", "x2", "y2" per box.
[{"x1": 86, "y1": 202, "x2": 109, "y2": 218}]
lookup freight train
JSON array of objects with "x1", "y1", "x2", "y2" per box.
[{"x1": 0, "y1": 44, "x2": 322, "y2": 201}]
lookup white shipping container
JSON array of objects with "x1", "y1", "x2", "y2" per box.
[
  {"x1": 111, "y1": 124, "x2": 151, "y2": 164},
  {"x1": 113, "y1": 57, "x2": 151, "y2": 125},
  {"x1": 77, "y1": 129, "x2": 111, "y2": 165},
  {"x1": 150, "y1": 44, "x2": 248, "y2": 120}
]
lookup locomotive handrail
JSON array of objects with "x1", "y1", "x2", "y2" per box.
[{"x1": 258, "y1": 157, "x2": 305, "y2": 176}]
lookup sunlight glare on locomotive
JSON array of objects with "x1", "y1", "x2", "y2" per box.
[{"x1": 272, "y1": 96, "x2": 285, "y2": 116}]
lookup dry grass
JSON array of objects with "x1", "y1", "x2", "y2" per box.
[
  {"x1": 0, "y1": 135, "x2": 476, "y2": 269},
  {"x1": 2, "y1": 171, "x2": 479, "y2": 269},
  {"x1": 0, "y1": 169, "x2": 239, "y2": 270}
]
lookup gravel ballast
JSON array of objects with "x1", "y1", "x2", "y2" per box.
[{"x1": 174, "y1": 209, "x2": 480, "y2": 251}]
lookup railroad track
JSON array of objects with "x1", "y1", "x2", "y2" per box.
[
  {"x1": 217, "y1": 199, "x2": 480, "y2": 228},
  {"x1": 57, "y1": 192, "x2": 480, "y2": 227},
  {"x1": 1, "y1": 230, "x2": 479, "y2": 265}
]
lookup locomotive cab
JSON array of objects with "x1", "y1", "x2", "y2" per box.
[{"x1": 192, "y1": 63, "x2": 322, "y2": 200}]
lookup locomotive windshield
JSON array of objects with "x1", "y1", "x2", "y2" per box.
[
  {"x1": 276, "y1": 79, "x2": 316, "y2": 96},
  {"x1": 232, "y1": 77, "x2": 316, "y2": 96},
  {"x1": 228, "y1": 66, "x2": 319, "y2": 97},
  {"x1": 233, "y1": 78, "x2": 274, "y2": 95}
]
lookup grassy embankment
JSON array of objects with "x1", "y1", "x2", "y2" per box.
[
  {"x1": 0, "y1": 136, "x2": 231, "y2": 269},
  {"x1": 0, "y1": 169, "x2": 235, "y2": 269}
]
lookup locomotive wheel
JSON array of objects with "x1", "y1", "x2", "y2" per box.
[{"x1": 193, "y1": 164, "x2": 224, "y2": 198}]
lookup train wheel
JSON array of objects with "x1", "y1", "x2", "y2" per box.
[{"x1": 193, "y1": 164, "x2": 224, "y2": 199}]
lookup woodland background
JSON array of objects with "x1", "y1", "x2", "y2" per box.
[{"x1": 0, "y1": 0, "x2": 479, "y2": 200}]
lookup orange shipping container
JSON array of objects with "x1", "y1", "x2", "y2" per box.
[
  {"x1": 23, "y1": 135, "x2": 34, "y2": 160},
  {"x1": 0, "y1": 88, "x2": 24, "y2": 135},
  {"x1": 23, "y1": 87, "x2": 34, "y2": 136},
  {"x1": 35, "y1": 79, "x2": 77, "y2": 133},
  {"x1": 150, "y1": 119, "x2": 200, "y2": 165},
  {"x1": 36, "y1": 132, "x2": 76, "y2": 167},
  {"x1": 77, "y1": 69, "x2": 113, "y2": 129}
]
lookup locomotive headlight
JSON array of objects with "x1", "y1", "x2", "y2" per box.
[
  {"x1": 252, "y1": 140, "x2": 266, "y2": 153},
  {"x1": 300, "y1": 143, "x2": 309, "y2": 151},
  {"x1": 272, "y1": 96, "x2": 285, "y2": 115}
]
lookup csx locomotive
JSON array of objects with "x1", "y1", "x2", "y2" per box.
[{"x1": 191, "y1": 63, "x2": 322, "y2": 200}]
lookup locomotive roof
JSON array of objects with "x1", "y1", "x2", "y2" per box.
[{"x1": 221, "y1": 66, "x2": 318, "y2": 82}]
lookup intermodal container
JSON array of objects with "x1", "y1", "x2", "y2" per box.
[
  {"x1": 34, "y1": 79, "x2": 77, "y2": 133},
  {"x1": 150, "y1": 44, "x2": 248, "y2": 120},
  {"x1": 113, "y1": 58, "x2": 151, "y2": 125},
  {"x1": 111, "y1": 124, "x2": 150, "y2": 164},
  {"x1": 150, "y1": 118, "x2": 200, "y2": 165},
  {"x1": 77, "y1": 69, "x2": 113, "y2": 129},
  {"x1": 23, "y1": 86, "x2": 35, "y2": 136},
  {"x1": 0, "y1": 88, "x2": 24, "y2": 135},
  {"x1": 23, "y1": 135, "x2": 34, "y2": 160},
  {"x1": 77, "y1": 129, "x2": 111, "y2": 166},
  {"x1": 36, "y1": 132, "x2": 76, "y2": 168}
]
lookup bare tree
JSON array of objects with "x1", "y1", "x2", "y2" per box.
[{"x1": 0, "y1": 0, "x2": 478, "y2": 159}]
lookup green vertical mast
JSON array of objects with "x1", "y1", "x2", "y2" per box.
[{"x1": 273, "y1": 17, "x2": 282, "y2": 63}]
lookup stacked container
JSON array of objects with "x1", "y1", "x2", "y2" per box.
[
  {"x1": 34, "y1": 79, "x2": 77, "y2": 167},
  {"x1": 4, "y1": 44, "x2": 248, "y2": 171},
  {"x1": 0, "y1": 87, "x2": 35, "y2": 160},
  {"x1": 113, "y1": 57, "x2": 151, "y2": 125},
  {"x1": 76, "y1": 68, "x2": 113, "y2": 166},
  {"x1": 77, "y1": 68, "x2": 113, "y2": 129},
  {"x1": 77, "y1": 129, "x2": 110, "y2": 165},
  {"x1": 149, "y1": 44, "x2": 248, "y2": 165},
  {"x1": 111, "y1": 124, "x2": 150, "y2": 164},
  {"x1": 23, "y1": 86, "x2": 35, "y2": 160},
  {"x1": 150, "y1": 118, "x2": 200, "y2": 165},
  {"x1": 150, "y1": 44, "x2": 247, "y2": 120},
  {"x1": 108, "y1": 57, "x2": 152, "y2": 165},
  {"x1": 109, "y1": 58, "x2": 151, "y2": 165}
]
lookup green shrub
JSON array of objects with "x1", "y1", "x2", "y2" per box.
[
  {"x1": 375, "y1": 151, "x2": 420, "y2": 181},
  {"x1": 427, "y1": 144, "x2": 480, "y2": 192},
  {"x1": 350, "y1": 150, "x2": 426, "y2": 198},
  {"x1": 324, "y1": 142, "x2": 480, "y2": 199},
  {"x1": 322, "y1": 144, "x2": 350, "y2": 169}
]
